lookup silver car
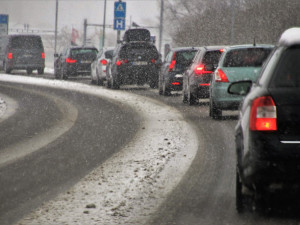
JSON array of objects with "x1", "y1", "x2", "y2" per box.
[{"x1": 91, "y1": 47, "x2": 114, "y2": 86}]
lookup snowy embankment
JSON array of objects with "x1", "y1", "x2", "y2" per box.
[{"x1": 0, "y1": 74, "x2": 199, "y2": 225}]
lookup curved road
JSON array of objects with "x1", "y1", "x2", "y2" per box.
[{"x1": 0, "y1": 82, "x2": 140, "y2": 225}]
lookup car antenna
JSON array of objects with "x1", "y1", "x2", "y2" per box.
[{"x1": 253, "y1": 37, "x2": 256, "y2": 47}]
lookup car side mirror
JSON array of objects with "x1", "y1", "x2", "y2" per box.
[{"x1": 228, "y1": 80, "x2": 253, "y2": 96}]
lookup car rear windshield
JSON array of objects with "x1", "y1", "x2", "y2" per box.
[
  {"x1": 203, "y1": 50, "x2": 222, "y2": 65},
  {"x1": 271, "y1": 46, "x2": 300, "y2": 88},
  {"x1": 71, "y1": 49, "x2": 98, "y2": 57},
  {"x1": 224, "y1": 48, "x2": 272, "y2": 67},
  {"x1": 120, "y1": 44, "x2": 159, "y2": 60},
  {"x1": 11, "y1": 36, "x2": 43, "y2": 49},
  {"x1": 175, "y1": 50, "x2": 197, "y2": 66}
]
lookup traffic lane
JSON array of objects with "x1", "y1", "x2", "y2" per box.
[
  {"x1": 126, "y1": 89, "x2": 300, "y2": 225},
  {"x1": 0, "y1": 83, "x2": 140, "y2": 225}
]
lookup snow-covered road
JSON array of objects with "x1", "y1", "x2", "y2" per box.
[{"x1": 0, "y1": 74, "x2": 199, "y2": 224}]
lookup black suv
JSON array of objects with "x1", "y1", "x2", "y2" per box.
[
  {"x1": 106, "y1": 28, "x2": 160, "y2": 89},
  {"x1": 228, "y1": 28, "x2": 300, "y2": 212},
  {"x1": 54, "y1": 46, "x2": 98, "y2": 79},
  {"x1": 0, "y1": 34, "x2": 45, "y2": 75}
]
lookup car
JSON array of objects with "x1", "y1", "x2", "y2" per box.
[
  {"x1": 158, "y1": 47, "x2": 199, "y2": 96},
  {"x1": 91, "y1": 47, "x2": 114, "y2": 86},
  {"x1": 182, "y1": 46, "x2": 225, "y2": 105},
  {"x1": 228, "y1": 27, "x2": 300, "y2": 213},
  {"x1": 54, "y1": 46, "x2": 98, "y2": 80},
  {"x1": 106, "y1": 41, "x2": 160, "y2": 89},
  {"x1": 209, "y1": 44, "x2": 274, "y2": 119},
  {"x1": 0, "y1": 34, "x2": 45, "y2": 75}
]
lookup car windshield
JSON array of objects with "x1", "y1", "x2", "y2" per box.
[
  {"x1": 11, "y1": 36, "x2": 43, "y2": 49},
  {"x1": 224, "y1": 48, "x2": 272, "y2": 67},
  {"x1": 271, "y1": 45, "x2": 300, "y2": 87},
  {"x1": 175, "y1": 50, "x2": 197, "y2": 65},
  {"x1": 71, "y1": 49, "x2": 98, "y2": 57}
]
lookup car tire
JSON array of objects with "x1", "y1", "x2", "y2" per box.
[
  {"x1": 188, "y1": 91, "x2": 197, "y2": 105},
  {"x1": 26, "y1": 68, "x2": 33, "y2": 75},
  {"x1": 97, "y1": 77, "x2": 104, "y2": 86},
  {"x1": 37, "y1": 68, "x2": 44, "y2": 75},
  {"x1": 162, "y1": 80, "x2": 171, "y2": 96},
  {"x1": 209, "y1": 98, "x2": 222, "y2": 119},
  {"x1": 111, "y1": 75, "x2": 120, "y2": 89},
  {"x1": 158, "y1": 79, "x2": 163, "y2": 95},
  {"x1": 3, "y1": 62, "x2": 11, "y2": 74},
  {"x1": 182, "y1": 91, "x2": 188, "y2": 103},
  {"x1": 61, "y1": 67, "x2": 68, "y2": 80},
  {"x1": 236, "y1": 170, "x2": 245, "y2": 213}
]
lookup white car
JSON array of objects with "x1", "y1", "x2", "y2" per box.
[{"x1": 91, "y1": 47, "x2": 114, "y2": 86}]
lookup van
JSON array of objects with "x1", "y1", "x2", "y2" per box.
[{"x1": 0, "y1": 34, "x2": 45, "y2": 74}]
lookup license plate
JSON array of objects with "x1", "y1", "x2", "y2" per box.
[
  {"x1": 81, "y1": 60, "x2": 91, "y2": 63},
  {"x1": 132, "y1": 61, "x2": 148, "y2": 66}
]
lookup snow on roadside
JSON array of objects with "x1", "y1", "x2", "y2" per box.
[
  {"x1": 0, "y1": 74, "x2": 199, "y2": 225},
  {"x1": 0, "y1": 97, "x2": 6, "y2": 119}
]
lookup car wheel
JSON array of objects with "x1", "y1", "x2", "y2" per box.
[
  {"x1": 111, "y1": 75, "x2": 120, "y2": 89},
  {"x1": 162, "y1": 80, "x2": 171, "y2": 96},
  {"x1": 182, "y1": 91, "x2": 188, "y2": 103},
  {"x1": 61, "y1": 67, "x2": 68, "y2": 80},
  {"x1": 236, "y1": 170, "x2": 245, "y2": 213},
  {"x1": 158, "y1": 78, "x2": 163, "y2": 95},
  {"x1": 3, "y1": 62, "x2": 11, "y2": 74},
  {"x1": 26, "y1": 68, "x2": 33, "y2": 75},
  {"x1": 37, "y1": 68, "x2": 44, "y2": 75},
  {"x1": 188, "y1": 91, "x2": 197, "y2": 105},
  {"x1": 209, "y1": 98, "x2": 222, "y2": 119}
]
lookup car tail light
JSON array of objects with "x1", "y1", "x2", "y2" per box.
[
  {"x1": 42, "y1": 52, "x2": 45, "y2": 59},
  {"x1": 250, "y1": 96, "x2": 277, "y2": 131},
  {"x1": 220, "y1": 49, "x2": 225, "y2": 53},
  {"x1": 172, "y1": 82, "x2": 180, "y2": 86},
  {"x1": 116, "y1": 59, "x2": 128, "y2": 66},
  {"x1": 151, "y1": 59, "x2": 156, "y2": 64},
  {"x1": 66, "y1": 58, "x2": 77, "y2": 63},
  {"x1": 100, "y1": 59, "x2": 107, "y2": 65},
  {"x1": 215, "y1": 69, "x2": 229, "y2": 82},
  {"x1": 8, "y1": 52, "x2": 13, "y2": 59},
  {"x1": 168, "y1": 52, "x2": 177, "y2": 72},
  {"x1": 194, "y1": 64, "x2": 213, "y2": 76}
]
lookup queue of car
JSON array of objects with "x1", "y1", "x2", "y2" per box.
[{"x1": 2, "y1": 27, "x2": 298, "y2": 215}]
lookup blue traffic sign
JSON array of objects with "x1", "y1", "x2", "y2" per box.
[
  {"x1": 0, "y1": 14, "x2": 8, "y2": 24},
  {"x1": 114, "y1": 18, "x2": 125, "y2": 30},
  {"x1": 114, "y1": 2, "x2": 126, "y2": 19}
]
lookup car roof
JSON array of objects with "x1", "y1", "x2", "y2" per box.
[
  {"x1": 224, "y1": 44, "x2": 274, "y2": 50},
  {"x1": 69, "y1": 46, "x2": 97, "y2": 50},
  {"x1": 278, "y1": 27, "x2": 300, "y2": 47},
  {"x1": 171, "y1": 47, "x2": 201, "y2": 52}
]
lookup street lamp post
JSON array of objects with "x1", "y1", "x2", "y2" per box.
[
  {"x1": 102, "y1": 0, "x2": 107, "y2": 48},
  {"x1": 54, "y1": 0, "x2": 58, "y2": 54}
]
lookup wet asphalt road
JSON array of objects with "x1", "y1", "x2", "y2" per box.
[{"x1": 1, "y1": 72, "x2": 300, "y2": 225}]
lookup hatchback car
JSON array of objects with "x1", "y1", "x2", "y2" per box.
[
  {"x1": 228, "y1": 27, "x2": 300, "y2": 213},
  {"x1": 159, "y1": 47, "x2": 199, "y2": 96},
  {"x1": 54, "y1": 46, "x2": 98, "y2": 80},
  {"x1": 0, "y1": 34, "x2": 45, "y2": 75},
  {"x1": 106, "y1": 42, "x2": 160, "y2": 89},
  {"x1": 91, "y1": 47, "x2": 114, "y2": 86},
  {"x1": 182, "y1": 46, "x2": 225, "y2": 104},
  {"x1": 209, "y1": 44, "x2": 273, "y2": 119}
]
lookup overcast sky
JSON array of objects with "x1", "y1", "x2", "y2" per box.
[{"x1": 1, "y1": 0, "x2": 160, "y2": 35}]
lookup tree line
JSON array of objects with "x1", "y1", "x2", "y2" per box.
[{"x1": 164, "y1": 0, "x2": 300, "y2": 47}]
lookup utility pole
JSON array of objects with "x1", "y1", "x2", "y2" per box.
[
  {"x1": 102, "y1": 0, "x2": 107, "y2": 48},
  {"x1": 230, "y1": 0, "x2": 235, "y2": 44},
  {"x1": 54, "y1": 0, "x2": 58, "y2": 54},
  {"x1": 83, "y1": 19, "x2": 87, "y2": 45},
  {"x1": 159, "y1": 0, "x2": 164, "y2": 53}
]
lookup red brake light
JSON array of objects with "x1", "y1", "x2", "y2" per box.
[
  {"x1": 250, "y1": 96, "x2": 277, "y2": 131},
  {"x1": 169, "y1": 60, "x2": 176, "y2": 72},
  {"x1": 220, "y1": 49, "x2": 225, "y2": 53},
  {"x1": 116, "y1": 59, "x2": 128, "y2": 66},
  {"x1": 194, "y1": 64, "x2": 213, "y2": 76},
  {"x1": 172, "y1": 82, "x2": 180, "y2": 86},
  {"x1": 100, "y1": 59, "x2": 107, "y2": 65},
  {"x1": 66, "y1": 58, "x2": 77, "y2": 63},
  {"x1": 8, "y1": 52, "x2": 13, "y2": 59},
  {"x1": 215, "y1": 69, "x2": 229, "y2": 82},
  {"x1": 151, "y1": 59, "x2": 156, "y2": 64},
  {"x1": 42, "y1": 52, "x2": 45, "y2": 59}
]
